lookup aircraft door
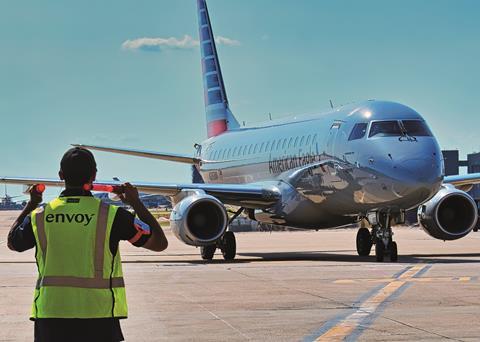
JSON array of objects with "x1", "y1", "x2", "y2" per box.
[{"x1": 326, "y1": 121, "x2": 343, "y2": 159}]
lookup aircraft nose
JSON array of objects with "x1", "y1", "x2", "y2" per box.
[
  {"x1": 392, "y1": 157, "x2": 442, "y2": 198},
  {"x1": 395, "y1": 158, "x2": 438, "y2": 183}
]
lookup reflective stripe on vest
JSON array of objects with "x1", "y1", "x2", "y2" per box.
[
  {"x1": 34, "y1": 202, "x2": 125, "y2": 289},
  {"x1": 36, "y1": 276, "x2": 125, "y2": 289},
  {"x1": 35, "y1": 207, "x2": 47, "y2": 261}
]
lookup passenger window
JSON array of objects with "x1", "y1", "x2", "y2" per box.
[
  {"x1": 312, "y1": 134, "x2": 318, "y2": 143},
  {"x1": 369, "y1": 121, "x2": 402, "y2": 138},
  {"x1": 265, "y1": 141, "x2": 270, "y2": 152},
  {"x1": 254, "y1": 144, "x2": 259, "y2": 154},
  {"x1": 243, "y1": 145, "x2": 248, "y2": 156},
  {"x1": 299, "y1": 136, "x2": 305, "y2": 146},
  {"x1": 233, "y1": 147, "x2": 237, "y2": 156},
  {"x1": 294, "y1": 136, "x2": 299, "y2": 148},
  {"x1": 306, "y1": 135, "x2": 311, "y2": 145},
  {"x1": 260, "y1": 142, "x2": 265, "y2": 153},
  {"x1": 221, "y1": 149, "x2": 226, "y2": 160},
  {"x1": 288, "y1": 138, "x2": 294, "y2": 149},
  {"x1": 271, "y1": 141, "x2": 276, "y2": 151},
  {"x1": 282, "y1": 139, "x2": 287, "y2": 150},
  {"x1": 227, "y1": 148, "x2": 231, "y2": 159},
  {"x1": 276, "y1": 140, "x2": 282, "y2": 150},
  {"x1": 248, "y1": 144, "x2": 253, "y2": 154},
  {"x1": 348, "y1": 123, "x2": 368, "y2": 141}
]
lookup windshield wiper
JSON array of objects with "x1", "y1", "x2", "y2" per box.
[{"x1": 398, "y1": 122, "x2": 417, "y2": 142}]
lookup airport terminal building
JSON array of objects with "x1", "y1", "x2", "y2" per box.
[{"x1": 442, "y1": 150, "x2": 480, "y2": 200}]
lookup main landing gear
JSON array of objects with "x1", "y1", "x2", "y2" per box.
[
  {"x1": 356, "y1": 213, "x2": 398, "y2": 262},
  {"x1": 200, "y1": 231, "x2": 237, "y2": 261},
  {"x1": 200, "y1": 207, "x2": 243, "y2": 261}
]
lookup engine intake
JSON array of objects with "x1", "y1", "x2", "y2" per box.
[
  {"x1": 170, "y1": 193, "x2": 228, "y2": 246},
  {"x1": 418, "y1": 185, "x2": 478, "y2": 240}
]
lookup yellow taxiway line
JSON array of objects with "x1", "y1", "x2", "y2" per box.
[
  {"x1": 334, "y1": 276, "x2": 475, "y2": 284},
  {"x1": 315, "y1": 264, "x2": 427, "y2": 341}
]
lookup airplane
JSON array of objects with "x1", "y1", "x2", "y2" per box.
[
  {"x1": 2, "y1": 0, "x2": 480, "y2": 262},
  {"x1": 0, "y1": 185, "x2": 25, "y2": 210}
]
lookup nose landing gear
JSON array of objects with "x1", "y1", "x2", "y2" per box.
[
  {"x1": 356, "y1": 212, "x2": 399, "y2": 262},
  {"x1": 372, "y1": 225, "x2": 398, "y2": 262}
]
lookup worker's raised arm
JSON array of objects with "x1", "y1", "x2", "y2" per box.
[
  {"x1": 7, "y1": 186, "x2": 43, "y2": 252},
  {"x1": 116, "y1": 183, "x2": 168, "y2": 252}
]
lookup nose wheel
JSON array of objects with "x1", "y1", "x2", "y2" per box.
[
  {"x1": 371, "y1": 215, "x2": 398, "y2": 262},
  {"x1": 374, "y1": 239, "x2": 398, "y2": 262}
]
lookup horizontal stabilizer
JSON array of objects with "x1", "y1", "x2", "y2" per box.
[{"x1": 72, "y1": 144, "x2": 200, "y2": 164}]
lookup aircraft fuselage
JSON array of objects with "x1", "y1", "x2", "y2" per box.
[{"x1": 197, "y1": 100, "x2": 443, "y2": 229}]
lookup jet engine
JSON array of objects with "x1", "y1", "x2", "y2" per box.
[
  {"x1": 170, "y1": 193, "x2": 228, "y2": 246},
  {"x1": 417, "y1": 185, "x2": 478, "y2": 240}
]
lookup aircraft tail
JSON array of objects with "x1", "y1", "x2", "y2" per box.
[{"x1": 197, "y1": 0, "x2": 239, "y2": 138}]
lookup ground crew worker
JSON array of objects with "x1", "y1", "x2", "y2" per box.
[{"x1": 7, "y1": 147, "x2": 168, "y2": 342}]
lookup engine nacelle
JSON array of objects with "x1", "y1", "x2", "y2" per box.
[
  {"x1": 170, "y1": 193, "x2": 228, "y2": 246},
  {"x1": 417, "y1": 185, "x2": 478, "y2": 240}
]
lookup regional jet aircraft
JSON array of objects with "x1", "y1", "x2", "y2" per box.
[{"x1": 3, "y1": 0, "x2": 480, "y2": 262}]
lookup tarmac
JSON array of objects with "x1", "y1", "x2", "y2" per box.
[{"x1": 0, "y1": 210, "x2": 479, "y2": 341}]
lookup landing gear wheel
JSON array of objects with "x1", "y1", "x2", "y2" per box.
[
  {"x1": 375, "y1": 242, "x2": 385, "y2": 262},
  {"x1": 356, "y1": 228, "x2": 373, "y2": 256},
  {"x1": 200, "y1": 245, "x2": 216, "y2": 260},
  {"x1": 220, "y1": 231, "x2": 236, "y2": 261},
  {"x1": 389, "y1": 241, "x2": 398, "y2": 262}
]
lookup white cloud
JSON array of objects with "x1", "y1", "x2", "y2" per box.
[
  {"x1": 122, "y1": 34, "x2": 240, "y2": 52},
  {"x1": 215, "y1": 36, "x2": 241, "y2": 46},
  {"x1": 121, "y1": 35, "x2": 199, "y2": 51}
]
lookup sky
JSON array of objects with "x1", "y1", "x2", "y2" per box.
[{"x1": 1, "y1": 0, "x2": 479, "y2": 199}]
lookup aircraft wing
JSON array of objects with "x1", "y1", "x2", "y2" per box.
[
  {"x1": 72, "y1": 144, "x2": 200, "y2": 164},
  {"x1": 444, "y1": 173, "x2": 480, "y2": 190},
  {"x1": 0, "y1": 177, "x2": 280, "y2": 209}
]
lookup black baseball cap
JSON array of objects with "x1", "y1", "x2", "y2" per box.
[{"x1": 60, "y1": 147, "x2": 97, "y2": 186}]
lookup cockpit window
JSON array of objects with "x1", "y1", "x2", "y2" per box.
[
  {"x1": 401, "y1": 120, "x2": 432, "y2": 137},
  {"x1": 369, "y1": 121, "x2": 402, "y2": 138},
  {"x1": 348, "y1": 123, "x2": 368, "y2": 141}
]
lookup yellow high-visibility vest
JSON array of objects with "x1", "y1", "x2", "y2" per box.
[{"x1": 31, "y1": 196, "x2": 127, "y2": 319}]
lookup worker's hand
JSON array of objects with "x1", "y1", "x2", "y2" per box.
[
  {"x1": 29, "y1": 186, "x2": 43, "y2": 206},
  {"x1": 115, "y1": 183, "x2": 141, "y2": 206}
]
